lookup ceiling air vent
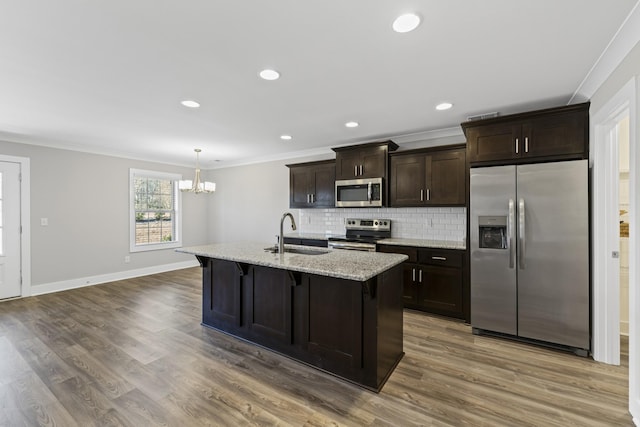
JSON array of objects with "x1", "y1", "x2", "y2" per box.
[{"x1": 467, "y1": 112, "x2": 499, "y2": 121}]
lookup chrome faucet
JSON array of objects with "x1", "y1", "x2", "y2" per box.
[{"x1": 279, "y1": 212, "x2": 297, "y2": 254}]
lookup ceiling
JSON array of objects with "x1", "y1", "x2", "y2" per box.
[{"x1": 0, "y1": 1, "x2": 638, "y2": 168}]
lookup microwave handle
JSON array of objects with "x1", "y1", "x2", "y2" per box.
[{"x1": 367, "y1": 182, "x2": 372, "y2": 202}]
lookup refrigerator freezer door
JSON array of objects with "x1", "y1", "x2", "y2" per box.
[
  {"x1": 470, "y1": 166, "x2": 517, "y2": 335},
  {"x1": 516, "y1": 160, "x2": 590, "y2": 349}
]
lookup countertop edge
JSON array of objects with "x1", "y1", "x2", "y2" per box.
[
  {"x1": 285, "y1": 233, "x2": 466, "y2": 250},
  {"x1": 177, "y1": 243, "x2": 408, "y2": 282}
]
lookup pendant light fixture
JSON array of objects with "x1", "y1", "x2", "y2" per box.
[{"x1": 179, "y1": 148, "x2": 216, "y2": 193}]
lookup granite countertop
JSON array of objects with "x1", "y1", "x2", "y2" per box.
[
  {"x1": 177, "y1": 242, "x2": 408, "y2": 282},
  {"x1": 377, "y1": 238, "x2": 466, "y2": 250}
]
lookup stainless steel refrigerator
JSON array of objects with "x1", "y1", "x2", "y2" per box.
[{"x1": 470, "y1": 160, "x2": 589, "y2": 354}]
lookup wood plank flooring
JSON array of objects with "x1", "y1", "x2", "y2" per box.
[{"x1": 0, "y1": 267, "x2": 632, "y2": 426}]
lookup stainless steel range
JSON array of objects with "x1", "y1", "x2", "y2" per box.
[{"x1": 328, "y1": 218, "x2": 391, "y2": 252}]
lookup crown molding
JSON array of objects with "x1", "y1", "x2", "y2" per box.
[{"x1": 570, "y1": 2, "x2": 640, "y2": 103}]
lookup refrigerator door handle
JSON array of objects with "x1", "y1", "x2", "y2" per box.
[
  {"x1": 519, "y1": 198, "x2": 526, "y2": 269},
  {"x1": 508, "y1": 199, "x2": 515, "y2": 268}
]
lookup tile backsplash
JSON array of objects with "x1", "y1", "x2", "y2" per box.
[{"x1": 293, "y1": 207, "x2": 466, "y2": 242}]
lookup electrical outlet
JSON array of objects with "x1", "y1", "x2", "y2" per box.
[
  {"x1": 124, "y1": 256, "x2": 131, "y2": 263},
  {"x1": 40, "y1": 218, "x2": 48, "y2": 226}
]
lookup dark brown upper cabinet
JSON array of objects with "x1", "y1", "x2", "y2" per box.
[
  {"x1": 287, "y1": 160, "x2": 335, "y2": 208},
  {"x1": 332, "y1": 140, "x2": 398, "y2": 180},
  {"x1": 389, "y1": 145, "x2": 466, "y2": 207},
  {"x1": 461, "y1": 102, "x2": 589, "y2": 166}
]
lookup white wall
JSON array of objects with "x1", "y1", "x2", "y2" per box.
[
  {"x1": 206, "y1": 154, "x2": 331, "y2": 244},
  {"x1": 0, "y1": 139, "x2": 210, "y2": 288}
]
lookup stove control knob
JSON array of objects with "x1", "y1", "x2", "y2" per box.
[{"x1": 374, "y1": 221, "x2": 378, "y2": 226}]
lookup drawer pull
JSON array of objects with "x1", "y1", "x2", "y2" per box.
[{"x1": 432, "y1": 256, "x2": 447, "y2": 261}]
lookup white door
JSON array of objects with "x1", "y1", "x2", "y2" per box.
[{"x1": 0, "y1": 161, "x2": 21, "y2": 299}]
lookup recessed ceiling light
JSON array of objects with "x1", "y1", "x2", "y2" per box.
[
  {"x1": 393, "y1": 13, "x2": 421, "y2": 33},
  {"x1": 259, "y1": 69, "x2": 280, "y2": 80},
  {"x1": 280, "y1": 135, "x2": 292, "y2": 140},
  {"x1": 436, "y1": 102, "x2": 453, "y2": 111},
  {"x1": 345, "y1": 121, "x2": 359, "y2": 128},
  {"x1": 181, "y1": 100, "x2": 200, "y2": 108}
]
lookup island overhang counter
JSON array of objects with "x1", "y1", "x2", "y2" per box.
[{"x1": 178, "y1": 242, "x2": 408, "y2": 392}]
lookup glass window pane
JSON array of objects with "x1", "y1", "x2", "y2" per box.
[
  {"x1": 149, "y1": 179, "x2": 161, "y2": 194},
  {"x1": 160, "y1": 194, "x2": 172, "y2": 210},
  {"x1": 160, "y1": 180, "x2": 172, "y2": 194},
  {"x1": 135, "y1": 220, "x2": 149, "y2": 245},
  {"x1": 148, "y1": 223, "x2": 162, "y2": 243},
  {"x1": 134, "y1": 197, "x2": 146, "y2": 211},
  {"x1": 131, "y1": 170, "x2": 179, "y2": 250}
]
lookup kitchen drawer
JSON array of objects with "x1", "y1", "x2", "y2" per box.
[
  {"x1": 418, "y1": 249, "x2": 463, "y2": 268},
  {"x1": 378, "y1": 245, "x2": 418, "y2": 263}
]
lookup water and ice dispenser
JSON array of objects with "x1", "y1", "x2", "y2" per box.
[{"x1": 478, "y1": 216, "x2": 508, "y2": 249}]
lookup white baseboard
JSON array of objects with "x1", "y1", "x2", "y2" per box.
[{"x1": 30, "y1": 260, "x2": 200, "y2": 296}]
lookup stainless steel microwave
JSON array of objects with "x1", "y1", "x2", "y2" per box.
[{"x1": 335, "y1": 178, "x2": 383, "y2": 207}]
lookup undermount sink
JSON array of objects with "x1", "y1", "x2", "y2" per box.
[{"x1": 264, "y1": 246, "x2": 330, "y2": 256}]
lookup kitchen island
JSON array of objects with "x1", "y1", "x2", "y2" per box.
[{"x1": 178, "y1": 242, "x2": 408, "y2": 392}]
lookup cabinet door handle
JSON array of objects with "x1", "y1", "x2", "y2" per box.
[
  {"x1": 412, "y1": 268, "x2": 416, "y2": 282},
  {"x1": 359, "y1": 164, "x2": 363, "y2": 176},
  {"x1": 426, "y1": 189, "x2": 430, "y2": 201},
  {"x1": 420, "y1": 189, "x2": 424, "y2": 201},
  {"x1": 432, "y1": 256, "x2": 447, "y2": 261},
  {"x1": 311, "y1": 194, "x2": 315, "y2": 203},
  {"x1": 354, "y1": 165, "x2": 358, "y2": 176},
  {"x1": 418, "y1": 269, "x2": 422, "y2": 283},
  {"x1": 525, "y1": 136, "x2": 529, "y2": 153},
  {"x1": 515, "y1": 138, "x2": 519, "y2": 154},
  {"x1": 307, "y1": 194, "x2": 310, "y2": 203}
]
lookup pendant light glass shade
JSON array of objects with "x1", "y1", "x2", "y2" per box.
[{"x1": 179, "y1": 149, "x2": 216, "y2": 194}]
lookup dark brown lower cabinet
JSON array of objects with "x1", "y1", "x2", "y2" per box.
[
  {"x1": 244, "y1": 265, "x2": 294, "y2": 345},
  {"x1": 196, "y1": 256, "x2": 404, "y2": 392},
  {"x1": 401, "y1": 262, "x2": 420, "y2": 304},
  {"x1": 419, "y1": 265, "x2": 463, "y2": 314},
  {"x1": 304, "y1": 274, "x2": 363, "y2": 376},
  {"x1": 201, "y1": 258, "x2": 243, "y2": 328},
  {"x1": 378, "y1": 245, "x2": 468, "y2": 321}
]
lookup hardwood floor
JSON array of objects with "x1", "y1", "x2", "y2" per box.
[{"x1": 0, "y1": 267, "x2": 632, "y2": 426}]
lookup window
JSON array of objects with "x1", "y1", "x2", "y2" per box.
[{"x1": 129, "y1": 169, "x2": 182, "y2": 252}]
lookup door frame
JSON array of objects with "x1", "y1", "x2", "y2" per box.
[
  {"x1": 0, "y1": 154, "x2": 30, "y2": 297},
  {"x1": 591, "y1": 76, "x2": 638, "y2": 423}
]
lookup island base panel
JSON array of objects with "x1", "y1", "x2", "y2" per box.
[{"x1": 198, "y1": 257, "x2": 404, "y2": 392}]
